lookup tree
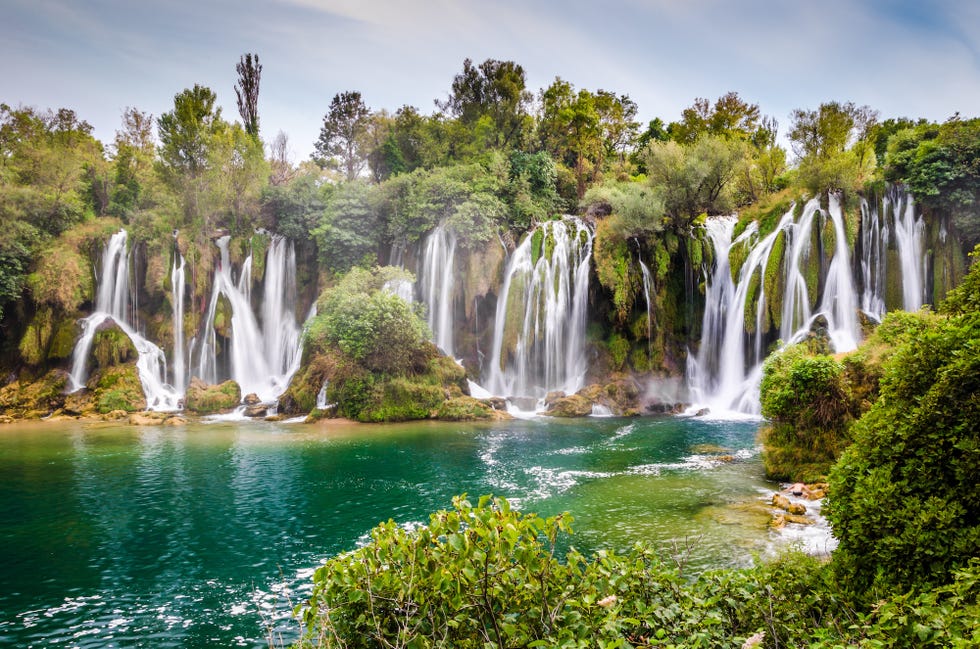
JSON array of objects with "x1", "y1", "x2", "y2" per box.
[
  {"x1": 594, "y1": 89, "x2": 640, "y2": 168},
  {"x1": 111, "y1": 107, "x2": 157, "y2": 217},
  {"x1": 884, "y1": 117, "x2": 980, "y2": 246},
  {"x1": 672, "y1": 92, "x2": 761, "y2": 144},
  {"x1": 436, "y1": 58, "x2": 533, "y2": 150},
  {"x1": 157, "y1": 84, "x2": 225, "y2": 178},
  {"x1": 538, "y1": 78, "x2": 602, "y2": 200},
  {"x1": 788, "y1": 101, "x2": 879, "y2": 192},
  {"x1": 312, "y1": 181, "x2": 379, "y2": 273},
  {"x1": 234, "y1": 53, "x2": 262, "y2": 139},
  {"x1": 314, "y1": 91, "x2": 371, "y2": 181},
  {"x1": 644, "y1": 135, "x2": 747, "y2": 226},
  {"x1": 267, "y1": 129, "x2": 294, "y2": 186}
]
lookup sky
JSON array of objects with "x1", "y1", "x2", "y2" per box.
[{"x1": 4, "y1": 0, "x2": 979, "y2": 160}]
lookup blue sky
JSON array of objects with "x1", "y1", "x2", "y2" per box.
[{"x1": 4, "y1": 0, "x2": 978, "y2": 160}]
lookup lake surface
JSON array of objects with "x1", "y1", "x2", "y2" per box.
[{"x1": 0, "y1": 415, "x2": 816, "y2": 648}]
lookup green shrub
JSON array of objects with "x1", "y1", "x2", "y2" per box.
[
  {"x1": 759, "y1": 344, "x2": 854, "y2": 481},
  {"x1": 827, "y1": 255, "x2": 980, "y2": 596}
]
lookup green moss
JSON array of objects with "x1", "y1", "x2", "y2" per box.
[
  {"x1": 92, "y1": 328, "x2": 137, "y2": 369},
  {"x1": 357, "y1": 378, "x2": 444, "y2": 422},
  {"x1": 884, "y1": 249, "x2": 904, "y2": 310},
  {"x1": 803, "y1": 227, "x2": 821, "y2": 310},
  {"x1": 94, "y1": 364, "x2": 146, "y2": 413},
  {"x1": 728, "y1": 238, "x2": 751, "y2": 283},
  {"x1": 250, "y1": 231, "x2": 271, "y2": 282},
  {"x1": 629, "y1": 347, "x2": 650, "y2": 372},
  {"x1": 213, "y1": 294, "x2": 233, "y2": 338},
  {"x1": 743, "y1": 267, "x2": 762, "y2": 334},
  {"x1": 0, "y1": 369, "x2": 69, "y2": 418},
  {"x1": 605, "y1": 333, "x2": 630, "y2": 370},
  {"x1": 18, "y1": 308, "x2": 54, "y2": 366},
  {"x1": 764, "y1": 231, "x2": 786, "y2": 331},
  {"x1": 821, "y1": 212, "x2": 837, "y2": 257},
  {"x1": 48, "y1": 317, "x2": 79, "y2": 361},
  {"x1": 530, "y1": 228, "x2": 544, "y2": 266}
]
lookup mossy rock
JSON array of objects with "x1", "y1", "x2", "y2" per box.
[
  {"x1": 764, "y1": 231, "x2": 786, "y2": 331},
  {"x1": 543, "y1": 393, "x2": 593, "y2": 418},
  {"x1": 743, "y1": 267, "x2": 762, "y2": 334},
  {"x1": 185, "y1": 378, "x2": 242, "y2": 414},
  {"x1": 426, "y1": 355, "x2": 467, "y2": 397},
  {"x1": 436, "y1": 396, "x2": 498, "y2": 421},
  {"x1": 213, "y1": 294, "x2": 234, "y2": 339},
  {"x1": 0, "y1": 369, "x2": 69, "y2": 419},
  {"x1": 92, "y1": 324, "x2": 138, "y2": 370},
  {"x1": 48, "y1": 316, "x2": 80, "y2": 361},
  {"x1": 356, "y1": 377, "x2": 445, "y2": 423},
  {"x1": 91, "y1": 364, "x2": 146, "y2": 414}
]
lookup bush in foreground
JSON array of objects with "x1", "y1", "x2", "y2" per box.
[{"x1": 294, "y1": 495, "x2": 980, "y2": 649}]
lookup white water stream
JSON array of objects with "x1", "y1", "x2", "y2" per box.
[{"x1": 484, "y1": 218, "x2": 593, "y2": 401}]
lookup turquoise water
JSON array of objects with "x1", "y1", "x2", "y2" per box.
[{"x1": 0, "y1": 416, "x2": 781, "y2": 648}]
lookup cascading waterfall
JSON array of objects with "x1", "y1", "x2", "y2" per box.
[
  {"x1": 67, "y1": 230, "x2": 182, "y2": 410},
  {"x1": 689, "y1": 195, "x2": 863, "y2": 415},
  {"x1": 859, "y1": 185, "x2": 927, "y2": 319},
  {"x1": 637, "y1": 257, "x2": 654, "y2": 354},
  {"x1": 196, "y1": 235, "x2": 303, "y2": 402},
  {"x1": 170, "y1": 251, "x2": 187, "y2": 393},
  {"x1": 484, "y1": 218, "x2": 593, "y2": 402},
  {"x1": 419, "y1": 224, "x2": 457, "y2": 357}
]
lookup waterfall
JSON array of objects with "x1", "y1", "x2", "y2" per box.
[
  {"x1": 689, "y1": 195, "x2": 863, "y2": 415},
  {"x1": 860, "y1": 185, "x2": 926, "y2": 319},
  {"x1": 67, "y1": 230, "x2": 182, "y2": 411},
  {"x1": 419, "y1": 224, "x2": 457, "y2": 357},
  {"x1": 170, "y1": 252, "x2": 187, "y2": 393},
  {"x1": 196, "y1": 235, "x2": 303, "y2": 402},
  {"x1": 638, "y1": 257, "x2": 654, "y2": 353},
  {"x1": 484, "y1": 218, "x2": 593, "y2": 402}
]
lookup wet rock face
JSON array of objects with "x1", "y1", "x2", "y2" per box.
[{"x1": 184, "y1": 378, "x2": 242, "y2": 414}]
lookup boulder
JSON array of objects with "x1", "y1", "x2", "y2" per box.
[
  {"x1": 543, "y1": 394, "x2": 593, "y2": 418},
  {"x1": 244, "y1": 404, "x2": 268, "y2": 418},
  {"x1": 482, "y1": 397, "x2": 508, "y2": 411},
  {"x1": 544, "y1": 391, "x2": 566, "y2": 408},
  {"x1": 184, "y1": 377, "x2": 241, "y2": 414},
  {"x1": 243, "y1": 392, "x2": 261, "y2": 406},
  {"x1": 437, "y1": 396, "x2": 513, "y2": 422}
]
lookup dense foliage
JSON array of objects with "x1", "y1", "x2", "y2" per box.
[
  {"x1": 758, "y1": 343, "x2": 855, "y2": 482},
  {"x1": 296, "y1": 495, "x2": 980, "y2": 649},
  {"x1": 827, "y1": 249, "x2": 980, "y2": 597}
]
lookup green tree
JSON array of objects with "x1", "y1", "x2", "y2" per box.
[
  {"x1": 788, "y1": 101, "x2": 878, "y2": 192},
  {"x1": 110, "y1": 107, "x2": 158, "y2": 219},
  {"x1": 313, "y1": 91, "x2": 371, "y2": 181},
  {"x1": 644, "y1": 135, "x2": 747, "y2": 226},
  {"x1": 436, "y1": 58, "x2": 533, "y2": 150},
  {"x1": 260, "y1": 171, "x2": 327, "y2": 240},
  {"x1": 884, "y1": 117, "x2": 980, "y2": 246},
  {"x1": 312, "y1": 181, "x2": 379, "y2": 273},
  {"x1": 672, "y1": 92, "x2": 761, "y2": 144},
  {"x1": 157, "y1": 84, "x2": 225, "y2": 178},
  {"x1": 538, "y1": 77, "x2": 602, "y2": 200},
  {"x1": 0, "y1": 104, "x2": 106, "y2": 321},
  {"x1": 234, "y1": 52, "x2": 262, "y2": 139}
]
